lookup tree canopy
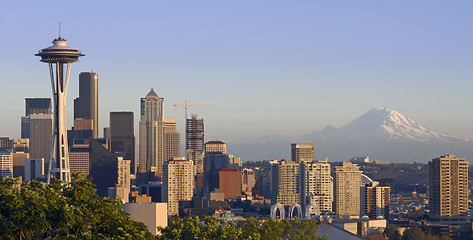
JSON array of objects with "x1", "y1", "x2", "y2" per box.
[
  {"x1": 0, "y1": 174, "x2": 154, "y2": 240},
  {"x1": 158, "y1": 216, "x2": 328, "y2": 240}
]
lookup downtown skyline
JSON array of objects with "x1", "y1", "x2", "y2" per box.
[{"x1": 1, "y1": 1, "x2": 473, "y2": 148}]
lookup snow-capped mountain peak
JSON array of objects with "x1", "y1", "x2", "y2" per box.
[{"x1": 341, "y1": 107, "x2": 461, "y2": 141}]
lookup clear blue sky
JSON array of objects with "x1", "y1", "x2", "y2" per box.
[{"x1": 1, "y1": 1, "x2": 473, "y2": 142}]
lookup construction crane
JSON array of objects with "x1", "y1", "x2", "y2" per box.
[{"x1": 173, "y1": 100, "x2": 211, "y2": 121}]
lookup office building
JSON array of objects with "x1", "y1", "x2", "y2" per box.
[
  {"x1": 164, "y1": 119, "x2": 180, "y2": 163},
  {"x1": 217, "y1": 168, "x2": 241, "y2": 199},
  {"x1": 0, "y1": 137, "x2": 12, "y2": 148},
  {"x1": 203, "y1": 152, "x2": 230, "y2": 195},
  {"x1": 69, "y1": 143, "x2": 90, "y2": 175},
  {"x1": 0, "y1": 148, "x2": 13, "y2": 178},
  {"x1": 162, "y1": 158, "x2": 194, "y2": 215},
  {"x1": 25, "y1": 98, "x2": 51, "y2": 116},
  {"x1": 28, "y1": 113, "x2": 53, "y2": 165},
  {"x1": 205, "y1": 141, "x2": 226, "y2": 154},
  {"x1": 360, "y1": 181, "x2": 390, "y2": 219},
  {"x1": 22, "y1": 98, "x2": 52, "y2": 139},
  {"x1": 89, "y1": 139, "x2": 119, "y2": 197},
  {"x1": 334, "y1": 162, "x2": 362, "y2": 217},
  {"x1": 300, "y1": 160, "x2": 333, "y2": 214},
  {"x1": 110, "y1": 112, "x2": 135, "y2": 173},
  {"x1": 429, "y1": 155, "x2": 468, "y2": 222},
  {"x1": 241, "y1": 168, "x2": 256, "y2": 195},
  {"x1": 291, "y1": 143, "x2": 315, "y2": 163},
  {"x1": 12, "y1": 138, "x2": 29, "y2": 178},
  {"x1": 139, "y1": 88, "x2": 164, "y2": 176},
  {"x1": 25, "y1": 158, "x2": 44, "y2": 181},
  {"x1": 270, "y1": 159, "x2": 300, "y2": 205},
  {"x1": 108, "y1": 157, "x2": 131, "y2": 203},
  {"x1": 74, "y1": 72, "x2": 98, "y2": 138}
]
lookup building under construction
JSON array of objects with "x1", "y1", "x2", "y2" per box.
[{"x1": 186, "y1": 114, "x2": 204, "y2": 152}]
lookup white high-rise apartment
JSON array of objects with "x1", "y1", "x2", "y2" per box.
[
  {"x1": 139, "y1": 89, "x2": 165, "y2": 176},
  {"x1": 300, "y1": 160, "x2": 333, "y2": 214},
  {"x1": 360, "y1": 181, "x2": 390, "y2": 219},
  {"x1": 162, "y1": 158, "x2": 194, "y2": 215},
  {"x1": 334, "y1": 162, "x2": 362, "y2": 217}
]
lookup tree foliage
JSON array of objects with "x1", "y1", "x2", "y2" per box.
[
  {"x1": 0, "y1": 173, "x2": 154, "y2": 239},
  {"x1": 159, "y1": 216, "x2": 327, "y2": 240}
]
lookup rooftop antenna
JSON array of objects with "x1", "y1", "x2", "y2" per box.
[{"x1": 59, "y1": 22, "x2": 61, "y2": 38}]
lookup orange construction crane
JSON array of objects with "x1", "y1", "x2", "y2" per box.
[{"x1": 174, "y1": 100, "x2": 211, "y2": 121}]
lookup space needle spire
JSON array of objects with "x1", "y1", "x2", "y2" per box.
[{"x1": 35, "y1": 30, "x2": 84, "y2": 184}]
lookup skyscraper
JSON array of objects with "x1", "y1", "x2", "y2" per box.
[
  {"x1": 139, "y1": 88, "x2": 164, "y2": 176},
  {"x1": 74, "y1": 72, "x2": 98, "y2": 138},
  {"x1": 29, "y1": 113, "x2": 53, "y2": 165},
  {"x1": 21, "y1": 98, "x2": 52, "y2": 139},
  {"x1": 110, "y1": 112, "x2": 135, "y2": 174},
  {"x1": 300, "y1": 160, "x2": 333, "y2": 214},
  {"x1": 25, "y1": 98, "x2": 51, "y2": 116},
  {"x1": 162, "y1": 158, "x2": 194, "y2": 215},
  {"x1": 334, "y1": 162, "x2": 362, "y2": 217},
  {"x1": 429, "y1": 155, "x2": 468, "y2": 223},
  {"x1": 36, "y1": 35, "x2": 84, "y2": 183},
  {"x1": 164, "y1": 119, "x2": 180, "y2": 163},
  {"x1": 205, "y1": 141, "x2": 226, "y2": 154},
  {"x1": 291, "y1": 143, "x2": 315, "y2": 163}
]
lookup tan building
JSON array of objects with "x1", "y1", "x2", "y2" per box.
[
  {"x1": 429, "y1": 155, "x2": 469, "y2": 222},
  {"x1": 69, "y1": 145, "x2": 90, "y2": 175},
  {"x1": 29, "y1": 113, "x2": 53, "y2": 167},
  {"x1": 291, "y1": 143, "x2": 315, "y2": 163},
  {"x1": 300, "y1": 160, "x2": 333, "y2": 214},
  {"x1": 271, "y1": 160, "x2": 300, "y2": 205},
  {"x1": 162, "y1": 158, "x2": 194, "y2": 215},
  {"x1": 241, "y1": 168, "x2": 256, "y2": 195},
  {"x1": 164, "y1": 119, "x2": 180, "y2": 163},
  {"x1": 121, "y1": 202, "x2": 168, "y2": 236},
  {"x1": 12, "y1": 138, "x2": 29, "y2": 178},
  {"x1": 73, "y1": 118, "x2": 94, "y2": 131},
  {"x1": 205, "y1": 141, "x2": 226, "y2": 154},
  {"x1": 335, "y1": 162, "x2": 362, "y2": 217},
  {"x1": 360, "y1": 181, "x2": 390, "y2": 219},
  {"x1": 229, "y1": 154, "x2": 241, "y2": 168}
]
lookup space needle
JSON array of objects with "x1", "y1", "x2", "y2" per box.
[{"x1": 35, "y1": 29, "x2": 84, "y2": 184}]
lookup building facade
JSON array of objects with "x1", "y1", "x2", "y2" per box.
[
  {"x1": 334, "y1": 162, "x2": 362, "y2": 217},
  {"x1": 300, "y1": 160, "x2": 333, "y2": 214},
  {"x1": 139, "y1": 89, "x2": 164, "y2": 176},
  {"x1": 360, "y1": 181, "x2": 390, "y2": 219},
  {"x1": 164, "y1": 119, "x2": 180, "y2": 163},
  {"x1": 74, "y1": 72, "x2": 99, "y2": 138},
  {"x1": 0, "y1": 148, "x2": 13, "y2": 178},
  {"x1": 162, "y1": 158, "x2": 194, "y2": 215},
  {"x1": 271, "y1": 160, "x2": 300, "y2": 205},
  {"x1": 110, "y1": 111, "x2": 135, "y2": 174},
  {"x1": 291, "y1": 143, "x2": 315, "y2": 163},
  {"x1": 28, "y1": 113, "x2": 53, "y2": 166},
  {"x1": 429, "y1": 155, "x2": 469, "y2": 222}
]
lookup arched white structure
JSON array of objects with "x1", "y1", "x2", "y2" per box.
[
  {"x1": 270, "y1": 203, "x2": 286, "y2": 220},
  {"x1": 361, "y1": 174, "x2": 374, "y2": 185},
  {"x1": 288, "y1": 203, "x2": 303, "y2": 219},
  {"x1": 305, "y1": 203, "x2": 320, "y2": 219}
]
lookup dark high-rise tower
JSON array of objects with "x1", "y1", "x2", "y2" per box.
[
  {"x1": 74, "y1": 72, "x2": 98, "y2": 138},
  {"x1": 35, "y1": 34, "x2": 84, "y2": 184},
  {"x1": 25, "y1": 98, "x2": 51, "y2": 115},
  {"x1": 110, "y1": 112, "x2": 135, "y2": 174}
]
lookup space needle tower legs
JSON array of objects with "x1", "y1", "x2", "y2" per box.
[{"x1": 36, "y1": 34, "x2": 84, "y2": 184}]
